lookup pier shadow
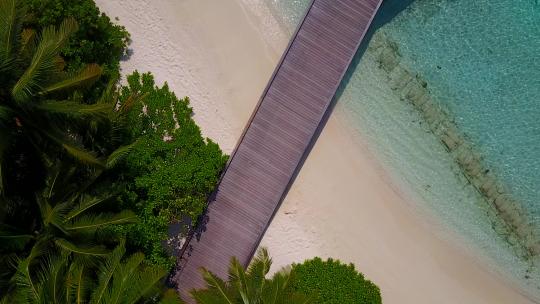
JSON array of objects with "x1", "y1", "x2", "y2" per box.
[
  {"x1": 336, "y1": 0, "x2": 416, "y2": 102},
  {"x1": 252, "y1": 0, "x2": 417, "y2": 265},
  {"x1": 294, "y1": 0, "x2": 417, "y2": 178}
]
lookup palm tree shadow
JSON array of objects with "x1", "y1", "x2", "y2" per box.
[{"x1": 121, "y1": 48, "x2": 134, "y2": 62}]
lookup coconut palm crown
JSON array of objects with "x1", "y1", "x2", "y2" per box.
[
  {"x1": 191, "y1": 248, "x2": 313, "y2": 304},
  {"x1": 1, "y1": 242, "x2": 175, "y2": 304},
  {"x1": 0, "y1": 0, "x2": 119, "y2": 195}
]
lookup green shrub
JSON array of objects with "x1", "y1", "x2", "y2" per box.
[
  {"x1": 23, "y1": 0, "x2": 130, "y2": 98},
  {"x1": 289, "y1": 257, "x2": 382, "y2": 304},
  {"x1": 111, "y1": 71, "x2": 228, "y2": 268}
]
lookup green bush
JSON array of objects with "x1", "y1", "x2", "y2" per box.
[
  {"x1": 289, "y1": 258, "x2": 382, "y2": 304},
  {"x1": 23, "y1": 0, "x2": 130, "y2": 98},
  {"x1": 111, "y1": 71, "x2": 228, "y2": 268}
]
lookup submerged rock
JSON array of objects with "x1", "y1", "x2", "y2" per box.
[{"x1": 369, "y1": 32, "x2": 540, "y2": 262}]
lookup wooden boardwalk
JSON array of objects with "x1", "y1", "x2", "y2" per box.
[{"x1": 173, "y1": 0, "x2": 382, "y2": 301}]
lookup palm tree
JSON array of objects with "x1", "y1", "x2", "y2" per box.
[
  {"x1": 0, "y1": 160, "x2": 138, "y2": 296},
  {"x1": 190, "y1": 248, "x2": 313, "y2": 304},
  {"x1": 0, "y1": 0, "x2": 118, "y2": 195},
  {"x1": 2, "y1": 243, "x2": 179, "y2": 304}
]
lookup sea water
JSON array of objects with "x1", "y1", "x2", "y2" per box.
[{"x1": 262, "y1": 0, "x2": 540, "y2": 298}]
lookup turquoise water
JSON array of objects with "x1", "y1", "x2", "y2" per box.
[
  {"x1": 385, "y1": 0, "x2": 540, "y2": 229},
  {"x1": 264, "y1": 0, "x2": 540, "y2": 298}
]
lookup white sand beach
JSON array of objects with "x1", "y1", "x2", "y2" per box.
[{"x1": 95, "y1": 0, "x2": 536, "y2": 303}]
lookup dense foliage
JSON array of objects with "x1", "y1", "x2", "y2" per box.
[
  {"x1": 2, "y1": 242, "x2": 176, "y2": 304},
  {"x1": 0, "y1": 0, "x2": 218, "y2": 302},
  {"x1": 288, "y1": 258, "x2": 382, "y2": 304},
  {"x1": 0, "y1": 1, "x2": 176, "y2": 300},
  {"x1": 23, "y1": 0, "x2": 130, "y2": 98},
  {"x1": 0, "y1": 4, "x2": 171, "y2": 303},
  {"x1": 1, "y1": 0, "x2": 226, "y2": 272},
  {"x1": 191, "y1": 248, "x2": 312, "y2": 304},
  {"x1": 110, "y1": 72, "x2": 228, "y2": 268}
]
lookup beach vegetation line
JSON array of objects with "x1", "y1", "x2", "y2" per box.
[{"x1": 0, "y1": 0, "x2": 227, "y2": 302}]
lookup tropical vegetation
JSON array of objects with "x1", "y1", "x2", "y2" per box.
[
  {"x1": 22, "y1": 0, "x2": 130, "y2": 99},
  {"x1": 1, "y1": 242, "x2": 176, "y2": 304},
  {"x1": 190, "y1": 250, "x2": 382, "y2": 304},
  {"x1": 110, "y1": 71, "x2": 228, "y2": 268},
  {"x1": 0, "y1": 0, "x2": 226, "y2": 302}
]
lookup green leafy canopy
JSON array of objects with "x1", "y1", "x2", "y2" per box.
[
  {"x1": 287, "y1": 258, "x2": 382, "y2": 304},
  {"x1": 109, "y1": 71, "x2": 228, "y2": 268}
]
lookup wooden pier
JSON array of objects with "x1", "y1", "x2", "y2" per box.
[{"x1": 174, "y1": 0, "x2": 383, "y2": 301}]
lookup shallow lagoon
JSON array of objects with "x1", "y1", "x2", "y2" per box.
[{"x1": 265, "y1": 0, "x2": 540, "y2": 298}]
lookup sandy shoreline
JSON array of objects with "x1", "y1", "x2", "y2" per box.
[{"x1": 95, "y1": 0, "x2": 535, "y2": 303}]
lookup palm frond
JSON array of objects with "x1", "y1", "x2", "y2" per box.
[
  {"x1": 261, "y1": 271, "x2": 302, "y2": 304},
  {"x1": 11, "y1": 18, "x2": 78, "y2": 102},
  {"x1": 119, "y1": 264, "x2": 167, "y2": 304},
  {"x1": 190, "y1": 291, "x2": 228, "y2": 304},
  {"x1": 191, "y1": 269, "x2": 235, "y2": 304},
  {"x1": 55, "y1": 238, "x2": 109, "y2": 257},
  {"x1": 0, "y1": 121, "x2": 12, "y2": 195},
  {"x1": 36, "y1": 254, "x2": 68, "y2": 304},
  {"x1": 49, "y1": 255, "x2": 68, "y2": 304},
  {"x1": 66, "y1": 263, "x2": 92, "y2": 304},
  {"x1": 248, "y1": 248, "x2": 271, "y2": 275},
  {"x1": 105, "y1": 140, "x2": 138, "y2": 169},
  {"x1": 11, "y1": 26, "x2": 60, "y2": 102},
  {"x1": 97, "y1": 75, "x2": 119, "y2": 104},
  {"x1": 41, "y1": 160, "x2": 64, "y2": 200},
  {"x1": 67, "y1": 169, "x2": 104, "y2": 200},
  {"x1": 89, "y1": 244, "x2": 125, "y2": 304},
  {"x1": 19, "y1": 28, "x2": 36, "y2": 57},
  {"x1": 36, "y1": 195, "x2": 70, "y2": 234},
  {"x1": 0, "y1": 224, "x2": 33, "y2": 251},
  {"x1": 0, "y1": 253, "x2": 17, "y2": 287},
  {"x1": 35, "y1": 194, "x2": 55, "y2": 226},
  {"x1": 37, "y1": 99, "x2": 111, "y2": 119},
  {"x1": 40, "y1": 64, "x2": 103, "y2": 95},
  {"x1": 0, "y1": 0, "x2": 24, "y2": 64},
  {"x1": 117, "y1": 92, "x2": 146, "y2": 115},
  {"x1": 158, "y1": 289, "x2": 183, "y2": 304},
  {"x1": 0, "y1": 53, "x2": 13, "y2": 73},
  {"x1": 65, "y1": 195, "x2": 112, "y2": 221},
  {"x1": 55, "y1": 18, "x2": 78, "y2": 49},
  {"x1": 11, "y1": 241, "x2": 48, "y2": 302},
  {"x1": 0, "y1": 105, "x2": 12, "y2": 125},
  {"x1": 227, "y1": 257, "x2": 252, "y2": 302},
  {"x1": 61, "y1": 143, "x2": 105, "y2": 168},
  {"x1": 102, "y1": 252, "x2": 145, "y2": 304},
  {"x1": 65, "y1": 210, "x2": 137, "y2": 232},
  {"x1": 193, "y1": 248, "x2": 313, "y2": 304},
  {"x1": 11, "y1": 259, "x2": 36, "y2": 303},
  {"x1": 247, "y1": 247, "x2": 271, "y2": 296},
  {"x1": 93, "y1": 250, "x2": 168, "y2": 304}
]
